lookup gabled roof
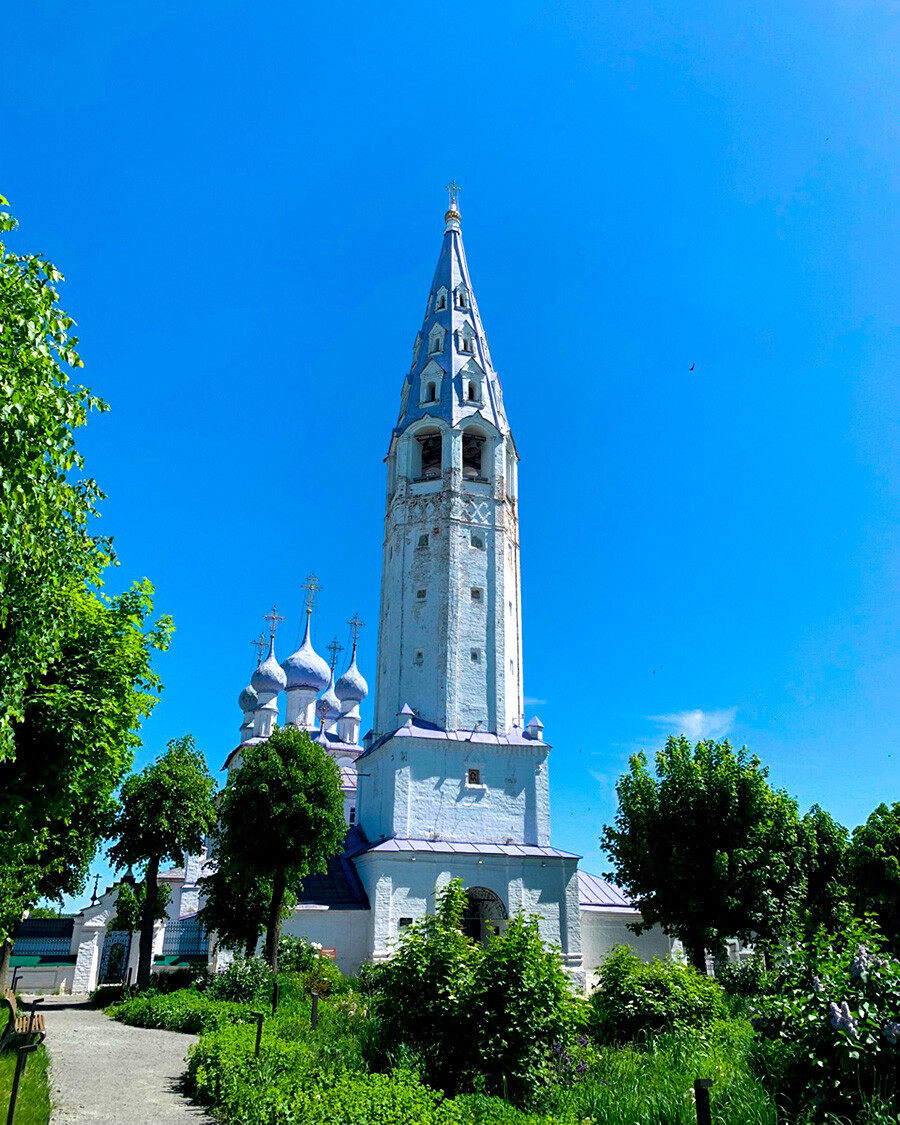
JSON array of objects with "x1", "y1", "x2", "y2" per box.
[
  {"x1": 578, "y1": 870, "x2": 639, "y2": 913},
  {"x1": 350, "y1": 837, "x2": 580, "y2": 861},
  {"x1": 295, "y1": 826, "x2": 370, "y2": 910}
]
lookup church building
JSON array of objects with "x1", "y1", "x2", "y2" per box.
[{"x1": 216, "y1": 190, "x2": 672, "y2": 989}]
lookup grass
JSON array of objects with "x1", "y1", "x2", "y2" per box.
[{"x1": 0, "y1": 1046, "x2": 51, "y2": 1125}]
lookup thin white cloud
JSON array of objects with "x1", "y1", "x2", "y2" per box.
[
  {"x1": 648, "y1": 707, "x2": 737, "y2": 742},
  {"x1": 523, "y1": 696, "x2": 547, "y2": 706}
]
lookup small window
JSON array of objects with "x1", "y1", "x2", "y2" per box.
[
  {"x1": 467, "y1": 768, "x2": 481, "y2": 785},
  {"x1": 399, "y1": 917, "x2": 413, "y2": 929},
  {"x1": 471, "y1": 587, "x2": 482, "y2": 602},
  {"x1": 457, "y1": 289, "x2": 468, "y2": 308},
  {"x1": 508, "y1": 600, "x2": 512, "y2": 614},
  {"x1": 471, "y1": 534, "x2": 484, "y2": 550},
  {"x1": 415, "y1": 649, "x2": 424, "y2": 665},
  {"x1": 460, "y1": 336, "x2": 473, "y2": 354},
  {"x1": 436, "y1": 294, "x2": 446, "y2": 311},
  {"x1": 349, "y1": 806, "x2": 356, "y2": 825},
  {"x1": 418, "y1": 534, "x2": 429, "y2": 548},
  {"x1": 425, "y1": 381, "x2": 436, "y2": 402},
  {"x1": 470, "y1": 649, "x2": 480, "y2": 663},
  {"x1": 509, "y1": 659, "x2": 514, "y2": 674},
  {"x1": 417, "y1": 589, "x2": 427, "y2": 600},
  {"x1": 467, "y1": 380, "x2": 478, "y2": 400}
]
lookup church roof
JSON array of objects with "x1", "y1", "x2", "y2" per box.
[
  {"x1": 360, "y1": 713, "x2": 550, "y2": 758},
  {"x1": 578, "y1": 870, "x2": 639, "y2": 913},
  {"x1": 295, "y1": 826, "x2": 370, "y2": 910},
  {"x1": 393, "y1": 199, "x2": 511, "y2": 439},
  {"x1": 349, "y1": 838, "x2": 579, "y2": 861}
]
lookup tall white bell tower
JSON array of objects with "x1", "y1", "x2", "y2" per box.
[{"x1": 373, "y1": 186, "x2": 524, "y2": 737}]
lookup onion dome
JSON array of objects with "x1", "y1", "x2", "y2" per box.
[
  {"x1": 317, "y1": 670, "x2": 342, "y2": 722},
  {"x1": 336, "y1": 648, "x2": 368, "y2": 704},
  {"x1": 282, "y1": 615, "x2": 330, "y2": 692},
  {"x1": 238, "y1": 684, "x2": 259, "y2": 712},
  {"x1": 251, "y1": 637, "x2": 287, "y2": 694}
]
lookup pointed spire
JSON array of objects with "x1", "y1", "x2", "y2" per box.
[{"x1": 395, "y1": 190, "x2": 509, "y2": 438}]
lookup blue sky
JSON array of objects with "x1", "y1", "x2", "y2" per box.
[{"x1": 5, "y1": 1, "x2": 900, "y2": 904}]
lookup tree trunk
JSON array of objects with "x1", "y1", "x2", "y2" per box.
[
  {"x1": 0, "y1": 939, "x2": 12, "y2": 992},
  {"x1": 688, "y1": 941, "x2": 708, "y2": 974},
  {"x1": 263, "y1": 870, "x2": 286, "y2": 972},
  {"x1": 137, "y1": 857, "x2": 160, "y2": 990}
]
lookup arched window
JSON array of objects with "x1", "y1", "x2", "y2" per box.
[
  {"x1": 467, "y1": 380, "x2": 478, "y2": 401},
  {"x1": 436, "y1": 293, "x2": 446, "y2": 311},
  {"x1": 462, "y1": 432, "x2": 485, "y2": 480},
  {"x1": 457, "y1": 289, "x2": 468, "y2": 308},
  {"x1": 425, "y1": 381, "x2": 436, "y2": 402},
  {"x1": 416, "y1": 429, "x2": 442, "y2": 479}
]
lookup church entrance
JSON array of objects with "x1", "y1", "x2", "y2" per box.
[{"x1": 462, "y1": 887, "x2": 507, "y2": 946}]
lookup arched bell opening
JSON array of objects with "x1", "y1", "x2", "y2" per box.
[
  {"x1": 462, "y1": 432, "x2": 486, "y2": 480},
  {"x1": 462, "y1": 886, "x2": 508, "y2": 946},
  {"x1": 415, "y1": 429, "x2": 442, "y2": 480}
]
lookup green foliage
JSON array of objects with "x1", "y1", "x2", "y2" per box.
[
  {"x1": 799, "y1": 805, "x2": 849, "y2": 938},
  {"x1": 209, "y1": 727, "x2": 346, "y2": 970},
  {"x1": 589, "y1": 945, "x2": 726, "y2": 1044},
  {"x1": 0, "y1": 1044, "x2": 51, "y2": 1125},
  {"x1": 109, "y1": 735, "x2": 217, "y2": 988},
  {"x1": 373, "y1": 880, "x2": 574, "y2": 1105},
  {"x1": 602, "y1": 736, "x2": 806, "y2": 968},
  {"x1": 107, "y1": 990, "x2": 255, "y2": 1035},
  {"x1": 0, "y1": 197, "x2": 109, "y2": 764},
  {"x1": 206, "y1": 957, "x2": 274, "y2": 1004},
  {"x1": 109, "y1": 879, "x2": 171, "y2": 932},
  {"x1": 200, "y1": 861, "x2": 270, "y2": 956},
  {"x1": 25, "y1": 907, "x2": 60, "y2": 920},
  {"x1": 277, "y1": 937, "x2": 347, "y2": 997},
  {"x1": 749, "y1": 914, "x2": 900, "y2": 1121},
  {"x1": 0, "y1": 582, "x2": 171, "y2": 948},
  {"x1": 846, "y1": 803, "x2": 900, "y2": 954},
  {"x1": 716, "y1": 951, "x2": 772, "y2": 1003}
]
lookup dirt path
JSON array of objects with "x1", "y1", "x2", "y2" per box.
[{"x1": 34, "y1": 996, "x2": 213, "y2": 1124}]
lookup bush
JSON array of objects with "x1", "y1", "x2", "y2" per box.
[
  {"x1": 589, "y1": 946, "x2": 725, "y2": 1044},
  {"x1": 206, "y1": 956, "x2": 273, "y2": 1004},
  {"x1": 108, "y1": 990, "x2": 254, "y2": 1035},
  {"x1": 278, "y1": 934, "x2": 322, "y2": 974},
  {"x1": 749, "y1": 915, "x2": 900, "y2": 1122},
  {"x1": 718, "y1": 952, "x2": 771, "y2": 1001}
]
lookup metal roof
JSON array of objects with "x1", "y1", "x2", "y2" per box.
[
  {"x1": 350, "y1": 837, "x2": 580, "y2": 860},
  {"x1": 578, "y1": 870, "x2": 638, "y2": 912}
]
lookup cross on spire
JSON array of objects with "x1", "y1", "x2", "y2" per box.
[
  {"x1": 250, "y1": 631, "x2": 266, "y2": 666},
  {"x1": 327, "y1": 636, "x2": 343, "y2": 672},
  {"x1": 263, "y1": 604, "x2": 284, "y2": 643},
  {"x1": 348, "y1": 612, "x2": 365, "y2": 653},
  {"x1": 301, "y1": 572, "x2": 322, "y2": 617},
  {"x1": 445, "y1": 180, "x2": 460, "y2": 211}
]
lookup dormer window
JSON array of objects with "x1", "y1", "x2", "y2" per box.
[
  {"x1": 436, "y1": 294, "x2": 446, "y2": 311},
  {"x1": 424, "y1": 381, "x2": 436, "y2": 402},
  {"x1": 429, "y1": 329, "x2": 444, "y2": 355},
  {"x1": 461, "y1": 337, "x2": 473, "y2": 354},
  {"x1": 466, "y1": 380, "x2": 479, "y2": 402},
  {"x1": 456, "y1": 287, "x2": 468, "y2": 309}
]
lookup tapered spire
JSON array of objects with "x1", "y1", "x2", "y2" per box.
[{"x1": 395, "y1": 191, "x2": 510, "y2": 437}]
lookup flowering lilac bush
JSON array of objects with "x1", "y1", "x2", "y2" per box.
[{"x1": 749, "y1": 916, "x2": 900, "y2": 1121}]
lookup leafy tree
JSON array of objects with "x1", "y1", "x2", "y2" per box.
[
  {"x1": 109, "y1": 736, "x2": 217, "y2": 989},
  {"x1": 109, "y1": 879, "x2": 172, "y2": 933},
  {"x1": 199, "y1": 861, "x2": 270, "y2": 958},
  {"x1": 845, "y1": 802, "x2": 900, "y2": 953},
  {"x1": 602, "y1": 736, "x2": 806, "y2": 971},
  {"x1": 798, "y1": 804, "x2": 849, "y2": 937},
  {"x1": 0, "y1": 581, "x2": 170, "y2": 986},
  {"x1": 0, "y1": 197, "x2": 110, "y2": 762},
  {"x1": 209, "y1": 727, "x2": 346, "y2": 971}
]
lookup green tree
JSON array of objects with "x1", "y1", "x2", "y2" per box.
[
  {"x1": 0, "y1": 197, "x2": 110, "y2": 762},
  {"x1": 798, "y1": 804, "x2": 849, "y2": 937},
  {"x1": 109, "y1": 737, "x2": 217, "y2": 989},
  {"x1": 845, "y1": 802, "x2": 900, "y2": 953},
  {"x1": 602, "y1": 736, "x2": 806, "y2": 971},
  {"x1": 210, "y1": 727, "x2": 346, "y2": 971},
  {"x1": 0, "y1": 582, "x2": 170, "y2": 986},
  {"x1": 109, "y1": 879, "x2": 172, "y2": 933},
  {"x1": 199, "y1": 860, "x2": 271, "y2": 958}
]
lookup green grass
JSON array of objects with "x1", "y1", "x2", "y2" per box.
[{"x1": 0, "y1": 1046, "x2": 51, "y2": 1125}]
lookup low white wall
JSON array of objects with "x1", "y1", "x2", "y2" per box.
[
  {"x1": 581, "y1": 908, "x2": 673, "y2": 991},
  {"x1": 280, "y1": 908, "x2": 371, "y2": 977},
  {"x1": 10, "y1": 964, "x2": 75, "y2": 994}
]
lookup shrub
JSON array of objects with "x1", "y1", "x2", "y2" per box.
[
  {"x1": 206, "y1": 956, "x2": 273, "y2": 1004},
  {"x1": 589, "y1": 945, "x2": 725, "y2": 1044},
  {"x1": 749, "y1": 915, "x2": 900, "y2": 1121},
  {"x1": 108, "y1": 990, "x2": 254, "y2": 1035},
  {"x1": 278, "y1": 934, "x2": 322, "y2": 974}
]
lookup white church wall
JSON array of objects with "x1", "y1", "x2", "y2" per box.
[
  {"x1": 580, "y1": 909, "x2": 674, "y2": 991},
  {"x1": 358, "y1": 735, "x2": 550, "y2": 846},
  {"x1": 280, "y1": 907, "x2": 371, "y2": 978}
]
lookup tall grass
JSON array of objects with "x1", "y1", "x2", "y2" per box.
[{"x1": 0, "y1": 1046, "x2": 51, "y2": 1125}]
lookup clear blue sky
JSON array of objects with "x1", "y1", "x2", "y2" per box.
[{"x1": 5, "y1": 1, "x2": 900, "y2": 905}]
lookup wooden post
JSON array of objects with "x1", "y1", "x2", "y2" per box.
[
  {"x1": 252, "y1": 1012, "x2": 265, "y2": 1058},
  {"x1": 6, "y1": 1044, "x2": 39, "y2": 1125},
  {"x1": 694, "y1": 1078, "x2": 713, "y2": 1125},
  {"x1": 311, "y1": 993, "x2": 319, "y2": 1030}
]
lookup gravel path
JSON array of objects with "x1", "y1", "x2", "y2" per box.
[{"x1": 34, "y1": 996, "x2": 213, "y2": 1124}]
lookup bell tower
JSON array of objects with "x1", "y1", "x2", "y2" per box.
[{"x1": 373, "y1": 188, "x2": 524, "y2": 736}]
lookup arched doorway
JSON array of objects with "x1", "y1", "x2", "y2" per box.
[{"x1": 462, "y1": 886, "x2": 507, "y2": 946}]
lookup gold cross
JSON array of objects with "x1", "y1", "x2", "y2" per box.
[
  {"x1": 445, "y1": 180, "x2": 460, "y2": 210},
  {"x1": 263, "y1": 604, "x2": 284, "y2": 642},
  {"x1": 249, "y1": 632, "x2": 266, "y2": 665},
  {"x1": 301, "y1": 572, "x2": 322, "y2": 616},
  {"x1": 348, "y1": 612, "x2": 365, "y2": 647},
  {"x1": 327, "y1": 637, "x2": 344, "y2": 672}
]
